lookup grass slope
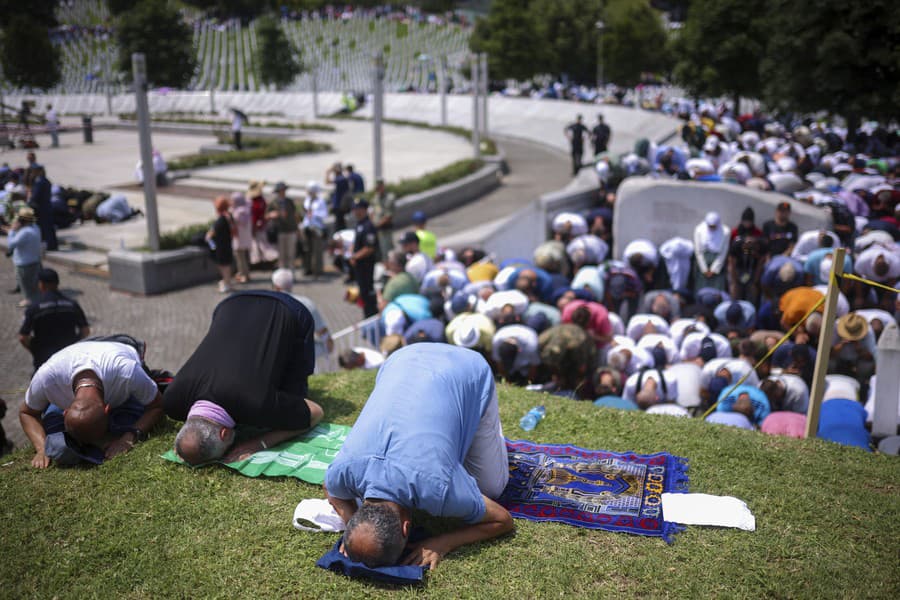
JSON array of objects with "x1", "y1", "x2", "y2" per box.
[{"x1": 1, "y1": 370, "x2": 898, "y2": 598}]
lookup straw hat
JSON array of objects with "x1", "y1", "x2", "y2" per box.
[
  {"x1": 247, "y1": 180, "x2": 266, "y2": 197},
  {"x1": 836, "y1": 313, "x2": 868, "y2": 341},
  {"x1": 17, "y1": 206, "x2": 37, "y2": 223}
]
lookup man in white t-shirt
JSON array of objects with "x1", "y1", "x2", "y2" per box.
[{"x1": 19, "y1": 341, "x2": 163, "y2": 469}]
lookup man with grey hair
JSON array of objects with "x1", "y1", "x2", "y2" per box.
[
  {"x1": 325, "y1": 344, "x2": 514, "y2": 569},
  {"x1": 163, "y1": 291, "x2": 323, "y2": 465}
]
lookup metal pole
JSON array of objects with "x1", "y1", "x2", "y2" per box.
[
  {"x1": 209, "y1": 88, "x2": 215, "y2": 114},
  {"x1": 471, "y1": 58, "x2": 480, "y2": 158},
  {"x1": 480, "y1": 53, "x2": 488, "y2": 137},
  {"x1": 439, "y1": 55, "x2": 448, "y2": 126},
  {"x1": 311, "y1": 69, "x2": 319, "y2": 118},
  {"x1": 805, "y1": 247, "x2": 847, "y2": 438},
  {"x1": 132, "y1": 53, "x2": 160, "y2": 252},
  {"x1": 372, "y1": 51, "x2": 384, "y2": 182}
]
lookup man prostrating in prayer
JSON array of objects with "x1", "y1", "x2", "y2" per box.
[
  {"x1": 325, "y1": 344, "x2": 514, "y2": 569},
  {"x1": 163, "y1": 291, "x2": 323, "y2": 464}
]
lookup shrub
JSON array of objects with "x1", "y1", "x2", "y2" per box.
[
  {"x1": 168, "y1": 139, "x2": 332, "y2": 171},
  {"x1": 157, "y1": 221, "x2": 212, "y2": 250}
]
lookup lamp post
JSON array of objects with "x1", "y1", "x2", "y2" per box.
[{"x1": 595, "y1": 20, "x2": 606, "y2": 97}]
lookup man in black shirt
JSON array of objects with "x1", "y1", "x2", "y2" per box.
[
  {"x1": 762, "y1": 201, "x2": 799, "y2": 256},
  {"x1": 18, "y1": 268, "x2": 90, "y2": 371},
  {"x1": 565, "y1": 114, "x2": 589, "y2": 176},
  {"x1": 163, "y1": 291, "x2": 324, "y2": 465},
  {"x1": 350, "y1": 199, "x2": 378, "y2": 318},
  {"x1": 591, "y1": 114, "x2": 611, "y2": 156}
]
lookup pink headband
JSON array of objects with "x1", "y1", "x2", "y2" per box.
[{"x1": 187, "y1": 400, "x2": 235, "y2": 429}]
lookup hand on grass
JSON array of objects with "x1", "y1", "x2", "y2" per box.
[
  {"x1": 105, "y1": 434, "x2": 135, "y2": 459},
  {"x1": 222, "y1": 440, "x2": 264, "y2": 463},
  {"x1": 31, "y1": 452, "x2": 51, "y2": 469},
  {"x1": 401, "y1": 538, "x2": 448, "y2": 570}
]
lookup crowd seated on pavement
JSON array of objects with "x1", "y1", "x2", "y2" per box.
[{"x1": 341, "y1": 108, "x2": 899, "y2": 452}]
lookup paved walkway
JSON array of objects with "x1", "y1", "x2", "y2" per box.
[{"x1": 0, "y1": 135, "x2": 569, "y2": 450}]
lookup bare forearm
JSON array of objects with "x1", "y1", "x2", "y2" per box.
[
  {"x1": 18, "y1": 334, "x2": 31, "y2": 351},
  {"x1": 427, "y1": 518, "x2": 513, "y2": 557},
  {"x1": 19, "y1": 409, "x2": 46, "y2": 453}
]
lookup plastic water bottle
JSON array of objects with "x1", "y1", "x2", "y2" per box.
[
  {"x1": 207, "y1": 238, "x2": 216, "y2": 251},
  {"x1": 519, "y1": 405, "x2": 546, "y2": 432}
]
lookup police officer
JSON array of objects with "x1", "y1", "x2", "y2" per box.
[
  {"x1": 350, "y1": 199, "x2": 378, "y2": 318},
  {"x1": 18, "y1": 268, "x2": 90, "y2": 371}
]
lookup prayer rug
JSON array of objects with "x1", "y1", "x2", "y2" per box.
[
  {"x1": 161, "y1": 422, "x2": 350, "y2": 485},
  {"x1": 499, "y1": 439, "x2": 690, "y2": 543}
]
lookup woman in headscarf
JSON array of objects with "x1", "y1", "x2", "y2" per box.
[{"x1": 693, "y1": 211, "x2": 730, "y2": 294}]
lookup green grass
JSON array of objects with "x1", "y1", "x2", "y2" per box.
[
  {"x1": 157, "y1": 221, "x2": 213, "y2": 251},
  {"x1": 167, "y1": 139, "x2": 332, "y2": 171},
  {"x1": 380, "y1": 158, "x2": 484, "y2": 199},
  {"x1": 2, "y1": 370, "x2": 898, "y2": 598}
]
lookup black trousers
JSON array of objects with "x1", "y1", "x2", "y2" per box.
[{"x1": 355, "y1": 260, "x2": 377, "y2": 318}]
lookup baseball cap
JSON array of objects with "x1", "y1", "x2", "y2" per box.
[
  {"x1": 777, "y1": 201, "x2": 791, "y2": 211},
  {"x1": 274, "y1": 181, "x2": 287, "y2": 192},
  {"x1": 400, "y1": 231, "x2": 419, "y2": 245},
  {"x1": 352, "y1": 199, "x2": 369, "y2": 210},
  {"x1": 38, "y1": 268, "x2": 60, "y2": 284},
  {"x1": 411, "y1": 210, "x2": 427, "y2": 224}
]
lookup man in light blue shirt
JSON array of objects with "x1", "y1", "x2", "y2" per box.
[
  {"x1": 325, "y1": 344, "x2": 513, "y2": 569},
  {"x1": 3, "y1": 207, "x2": 42, "y2": 306}
]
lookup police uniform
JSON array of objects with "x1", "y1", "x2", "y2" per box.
[
  {"x1": 353, "y1": 213, "x2": 379, "y2": 318},
  {"x1": 19, "y1": 289, "x2": 89, "y2": 371}
]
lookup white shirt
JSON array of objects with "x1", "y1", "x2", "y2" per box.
[
  {"x1": 302, "y1": 194, "x2": 328, "y2": 230},
  {"x1": 480, "y1": 289, "x2": 529, "y2": 321},
  {"x1": 659, "y1": 237, "x2": 694, "y2": 291},
  {"x1": 680, "y1": 331, "x2": 731, "y2": 361},
  {"x1": 766, "y1": 374, "x2": 809, "y2": 414},
  {"x1": 669, "y1": 318, "x2": 711, "y2": 349},
  {"x1": 607, "y1": 342, "x2": 655, "y2": 376},
  {"x1": 636, "y1": 333, "x2": 678, "y2": 365},
  {"x1": 623, "y1": 369, "x2": 679, "y2": 403},
  {"x1": 694, "y1": 222, "x2": 731, "y2": 274},
  {"x1": 700, "y1": 357, "x2": 759, "y2": 390},
  {"x1": 854, "y1": 244, "x2": 900, "y2": 282},
  {"x1": 623, "y1": 238, "x2": 659, "y2": 268},
  {"x1": 355, "y1": 347, "x2": 384, "y2": 370},
  {"x1": 566, "y1": 234, "x2": 608, "y2": 264},
  {"x1": 551, "y1": 212, "x2": 588, "y2": 236},
  {"x1": 291, "y1": 294, "x2": 329, "y2": 358},
  {"x1": 25, "y1": 341, "x2": 158, "y2": 412},
  {"x1": 626, "y1": 313, "x2": 671, "y2": 342},
  {"x1": 491, "y1": 325, "x2": 540, "y2": 374},
  {"x1": 791, "y1": 230, "x2": 841, "y2": 262}
]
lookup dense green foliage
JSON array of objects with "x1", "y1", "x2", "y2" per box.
[
  {"x1": 256, "y1": 14, "x2": 303, "y2": 89},
  {"x1": 383, "y1": 158, "x2": 484, "y2": 198},
  {"x1": 0, "y1": 15, "x2": 61, "y2": 90},
  {"x1": 167, "y1": 139, "x2": 332, "y2": 170},
  {"x1": 115, "y1": 0, "x2": 196, "y2": 87},
  {"x1": 674, "y1": 0, "x2": 900, "y2": 123},
  {"x1": 1, "y1": 370, "x2": 897, "y2": 597},
  {"x1": 470, "y1": 0, "x2": 668, "y2": 86},
  {"x1": 158, "y1": 222, "x2": 213, "y2": 251}
]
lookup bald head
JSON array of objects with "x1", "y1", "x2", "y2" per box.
[{"x1": 65, "y1": 392, "x2": 108, "y2": 446}]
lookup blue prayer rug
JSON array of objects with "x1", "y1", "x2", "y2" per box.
[{"x1": 499, "y1": 440, "x2": 690, "y2": 543}]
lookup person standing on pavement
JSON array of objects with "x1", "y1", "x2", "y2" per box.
[
  {"x1": 564, "y1": 114, "x2": 589, "y2": 176},
  {"x1": 370, "y1": 177, "x2": 396, "y2": 261},
  {"x1": 207, "y1": 196, "x2": 235, "y2": 293},
  {"x1": 45, "y1": 104, "x2": 59, "y2": 148},
  {"x1": 2, "y1": 207, "x2": 42, "y2": 307},
  {"x1": 231, "y1": 109, "x2": 243, "y2": 150},
  {"x1": 28, "y1": 166, "x2": 58, "y2": 251},
  {"x1": 269, "y1": 181, "x2": 298, "y2": 273},
  {"x1": 350, "y1": 199, "x2": 378, "y2": 318},
  {"x1": 345, "y1": 164, "x2": 365, "y2": 197},
  {"x1": 301, "y1": 181, "x2": 328, "y2": 277},
  {"x1": 18, "y1": 268, "x2": 90, "y2": 371},
  {"x1": 230, "y1": 192, "x2": 252, "y2": 283},
  {"x1": 327, "y1": 163, "x2": 351, "y2": 231},
  {"x1": 591, "y1": 114, "x2": 611, "y2": 157}
]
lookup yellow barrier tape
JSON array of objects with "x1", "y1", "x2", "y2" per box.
[
  {"x1": 700, "y1": 295, "x2": 826, "y2": 420},
  {"x1": 838, "y1": 272, "x2": 900, "y2": 294}
]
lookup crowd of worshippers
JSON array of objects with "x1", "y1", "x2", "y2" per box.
[{"x1": 337, "y1": 161, "x2": 898, "y2": 448}]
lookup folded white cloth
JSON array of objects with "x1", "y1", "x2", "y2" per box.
[
  {"x1": 661, "y1": 493, "x2": 756, "y2": 531},
  {"x1": 292, "y1": 499, "x2": 345, "y2": 533}
]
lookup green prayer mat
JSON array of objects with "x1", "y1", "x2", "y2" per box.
[{"x1": 161, "y1": 422, "x2": 350, "y2": 485}]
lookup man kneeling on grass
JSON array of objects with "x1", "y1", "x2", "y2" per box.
[
  {"x1": 163, "y1": 291, "x2": 323, "y2": 464},
  {"x1": 325, "y1": 344, "x2": 514, "y2": 569}
]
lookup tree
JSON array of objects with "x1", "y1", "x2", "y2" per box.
[
  {"x1": 469, "y1": 0, "x2": 539, "y2": 82},
  {"x1": 0, "y1": 15, "x2": 61, "y2": 90},
  {"x1": 600, "y1": 0, "x2": 670, "y2": 88},
  {"x1": 760, "y1": 0, "x2": 900, "y2": 129},
  {"x1": 531, "y1": 0, "x2": 604, "y2": 85},
  {"x1": 256, "y1": 15, "x2": 302, "y2": 89},
  {"x1": 671, "y1": 0, "x2": 766, "y2": 112},
  {"x1": 116, "y1": 0, "x2": 195, "y2": 88}
]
